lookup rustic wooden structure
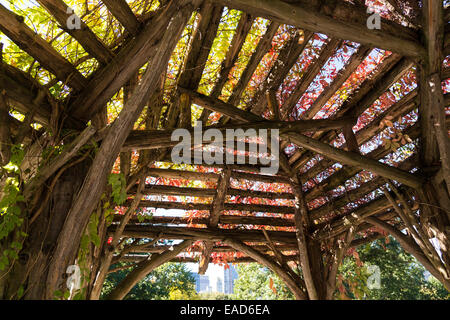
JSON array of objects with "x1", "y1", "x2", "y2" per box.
[{"x1": 0, "y1": 0, "x2": 449, "y2": 300}]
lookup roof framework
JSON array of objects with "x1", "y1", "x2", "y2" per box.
[{"x1": 0, "y1": 0, "x2": 449, "y2": 300}]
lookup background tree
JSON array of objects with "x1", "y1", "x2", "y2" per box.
[
  {"x1": 197, "y1": 292, "x2": 233, "y2": 300},
  {"x1": 232, "y1": 263, "x2": 294, "y2": 300},
  {"x1": 101, "y1": 263, "x2": 197, "y2": 300},
  {"x1": 338, "y1": 237, "x2": 450, "y2": 300}
]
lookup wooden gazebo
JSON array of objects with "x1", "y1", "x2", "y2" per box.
[{"x1": 0, "y1": 0, "x2": 449, "y2": 300}]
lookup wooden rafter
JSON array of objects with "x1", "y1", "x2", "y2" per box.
[
  {"x1": 0, "y1": 4, "x2": 86, "y2": 90},
  {"x1": 101, "y1": 0, "x2": 141, "y2": 35},
  {"x1": 37, "y1": 0, "x2": 114, "y2": 64},
  {"x1": 216, "y1": 0, "x2": 424, "y2": 57}
]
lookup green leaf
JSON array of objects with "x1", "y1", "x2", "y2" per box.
[{"x1": 17, "y1": 285, "x2": 24, "y2": 299}]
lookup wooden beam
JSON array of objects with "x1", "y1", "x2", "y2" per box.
[
  {"x1": 0, "y1": 92, "x2": 11, "y2": 166},
  {"x1": 23, "y1": 126, "x2": 97, "y2": 199},
  {"x1": 143, "y1": 167, "x2": 291, "y2": 185},
  {"x1": 198, "y1": 168, "x2": 231, "y2": 274},
  {"x1": 216, "y1": 0, "x2": 424, "y2": 57},
  {"x1": 70, "y1": 1, "x2": 192, "y2": 121},
  {"x1": 292, "y1": 177, "x2": 319, "y2": 300},
  {"x1": 366, "y1": 217, "x2": 450, "y2": 288},
  {"x1": 302, "y1": 45, "x2": 372, "y2": 120},
  {"x1": 210, "y1": 13, "x2": 253, "y2": 98},
  {"x1": 200, "y1": 12, "x2": 254, "y2": 121},
  {"x1": 0, "y1": 63, "x2": 52, "y2": 125},
  {"x1": 308, "y1": 155, "x2": 417, "y2": 221},
  {"x1": 314, "y1": 195, "x2": 393, "y2": 240},
  {"x1": 289, "y1": 53, "x2": 403, "y2": 167},
  {"x1": 286, "y1": 132, "x2": 423, "y2": 189},
  {"x1": 281, "y1": 38, "x2": 342, "y2": 119},
  {"x1": 177, "y1": 2, "x2": 223, "y2": 91},
  {"x1": 37, "y1": 0, "x2": 114, "y2": 64},
  {"x1": 122, "y1": 117, "x2": 354, "y2": 150},
  {"x1": 228, "y1": 21, "x2": 280, "y2": 106},
  {"x1": 343, "y1": 58, "x2": 414, "y2": 119},
  {"x1": 249, "y1": 30, "x2": 313, "y2": 116},
  {"x1": 101, "y1": 0, "x2": 140, "y2": 35},
  {"x1": 292, "y1": 87, "x2": 418, "y2": 172},
  {"x1": 175, "y1": 2, "x2": 224, "y2": 129},
  {"x1": 181, "y1": 89, "x2": 425, "y2": 189},
  {"x1": 129, "y1": 244, "x2": 298, "y2": 254},
  {"x1": 342, "y1": 124, "x2": 360, "y2": 153},
  {"x1": 419, "y1": 0, "x2": 450, "y2": 193},
  {"x1": 303, "y1": 135, "x2": 420, "y2": 205},
  {"x1": 130, "y1": 184, "x2": 294, "y2": 200},
  {"x1": 0, "y1": 4, "x2": 86, "y2": 90},
  {"x1": 114, "y1": 204, "x2": 398, "y2": 246},
  {"x1": 121, "y1": 254, "x2": 298, "y2": 264},
  {"x1": 115, "y1": 214, "x2": 295, "y2": 227},
  {"x1": 113, "y1": 224, "x2": 297, "y2": 244},
  {"x1": 266, "y1": 89, "x2": 280, "y2": 120},
  {"x1": 132, "y1": 200, "x2": 295, "y2": 215},
  {"x1": 209, "y1": 169, "x2": 232, "y2": 226}
]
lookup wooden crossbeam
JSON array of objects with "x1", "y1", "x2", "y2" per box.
[
  {"x1": 113, "y1": 202, "x2": 398, "y2": 246},
  {"x1": 174, "y1": 2, "x2": 224, "y2": 128},
  {"x1": 286, "y1": 44, "x2": 375, "y2": 165},
  {"x1": 0, "y1": 4, "x2": 86, "y2": 90},
  {"x1": 216, "y1": 0, "x2": 424, "y2": 57},
  {"x1": 209, "y1": 169, "x2": 232, "y2": 226},
  {"x1": 113, "y1": 224, "x2": 298, "y2": 244},
  {"x1": 122, "y1": 117, "x2": 355, "y2": 150},
  {"x1": 0, "y1": 63, "x2": 53, "y2": 125},
  {"x1": 143, "y1": 167, "x2": 291, "y2": 185},
  {"x1": 308, "y1": 155, "x2": 418, "y2": 221},
  {"x1": 127, "y1": 244, "x2": 298, "y2": 254},
  {"x1": 37, "y1": 0, "x2": 114, "y2": 64},
  {"x1": 101, "y1": 0, "x2": 140, "y2": 35},
  {"x1": 313, "y1": 195, "x2": 394, "y2": 240},
  {"x1": 130, "y1": 200, "x2": 296, "y2": 215},
  {"x1": 121, "y1": 254, "x2": 298, "y2": 264},
  {"x1": 419, "y1": 0, "x2": 450, "y2": 194},
  {"x1": 113, "y1": 215, "x2": 295, "y2": 227},
  {"x1": 302, "y1": 125, "x2": 421, "y2": 203},
  {"x1": 181, "y1": 89, "x2": 425, "y2": 189}
]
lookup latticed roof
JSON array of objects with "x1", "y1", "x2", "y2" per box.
[{"x1": 1, "y1": 0, "x2": 449, "y2": 298}]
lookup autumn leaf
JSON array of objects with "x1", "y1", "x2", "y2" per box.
[{"x1": 269, "y1": 277, "x2": 277, "y2": 295}]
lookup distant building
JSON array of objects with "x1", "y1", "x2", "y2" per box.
[
  {"x1": 193, "y1": 274, "x2": 211, "y2": 292},
  {"x1": 223, "y1": 264, "x2": 238, "y2": 294},
  {"x1": 216, "y1": 276, "x2": 223, "y2": 293},
  {"x1": 193, "y1": 264, "x2": 238, "y2": 294}
]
